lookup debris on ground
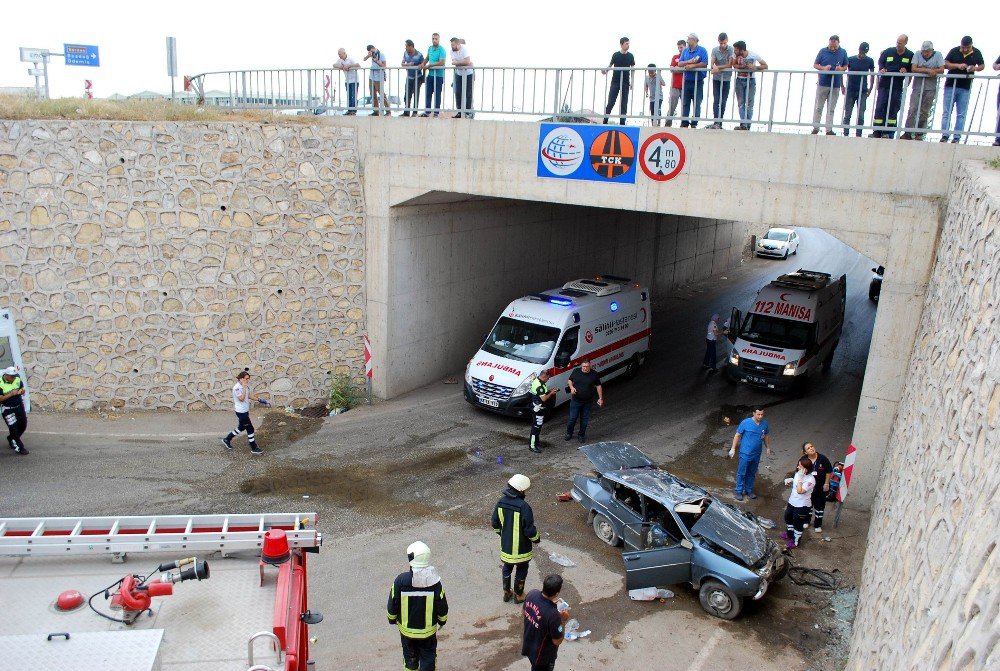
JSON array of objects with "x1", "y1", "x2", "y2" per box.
[
  {"x1": 756, "y1": 517, "x2": 778, "y2": 529},
  {"x1": 557, "y1": 492, "x2": 573, "y2": 502},
  {"x1": 628, "y1": 587, "x2": 674, "y2": 601},
  {"x1": 549, "y1": 552, "x2": 576, "y2": 567}
]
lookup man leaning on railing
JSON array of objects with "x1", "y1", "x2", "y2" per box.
[
  {"x1": 872, "y1": 35, "x2": 913, "y2": 139},
  {"x1": 941, "y1": 36, "x2": 985, "y2": 143},
  {"x1": 731, "y1": 41, "x2": 767, "y2": 131},
  {"x1": 900, "y1": 41, "x2": 945, "y2": 141},
  {"x1": 450, "y1": 37, "x2": 474, "y2": 119}
]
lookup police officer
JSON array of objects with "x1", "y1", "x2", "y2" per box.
[
  {"x1": 0, "y1": 366, "x2": 28, "y2": 455},
  {"x1": 492, "y1": 474, "x2": 540, "y2": 603},
  {"x1": 528, "y1": 372, "x2": 557, "y2": 454},
  {"x1": 872, "y1": 35, "x2": 914, "y2": 138},
  {"x1": 387, "y1": 541, "x2": 449, "y2": 671}
]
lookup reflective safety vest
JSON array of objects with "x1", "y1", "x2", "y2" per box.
[
  {"x1": 386, "y1": 571, "x2": 448, "y2": 639},
  {"x1": 0, "y1": 375, "x2": 23, "y2": 409},
  {"x1": 492, "y1": 490, "x2": 540, "y2": 564}
]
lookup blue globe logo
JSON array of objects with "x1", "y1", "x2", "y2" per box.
[{"x1": 540, "y1": 127, "x2": 584, "y2": 175}]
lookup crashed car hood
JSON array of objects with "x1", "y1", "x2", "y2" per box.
[{"x1": 692, "y1": 501, "x2": 769, "y2": 565}]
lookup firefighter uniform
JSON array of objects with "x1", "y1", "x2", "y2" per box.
[
  {"x1": 387, "y1": 541, "x2": 448, "y2": 671},
  {"x1": 528, "y1": 375, "x2": 555, "y2": 453},
  {"x1": 0, "y1": 369, "x2": 28, "y2": 455},
  {"x1": 873, "y1": 45, "x2": 914, "y2": 138},
  {"x1": 492, "y1": 474, "x2": 540, "y2": 603}
]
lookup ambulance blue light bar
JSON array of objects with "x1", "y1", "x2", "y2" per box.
[{"x1": 527, "y1": 292, "x2": 574, "y2": 306}]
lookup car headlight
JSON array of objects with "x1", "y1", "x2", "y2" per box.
[
  {"x1": 730, "y1": 352, "x2": 740, "y2": 365},
  {"x1": 512, "y1": 377, "x2": 533, "y2": 396},
  {"x1": 757, "y1": 241, "x2": 765, "y2": 248},
  {"x1": 782, "y1": 360, "x2": 798, "y2": 376}
]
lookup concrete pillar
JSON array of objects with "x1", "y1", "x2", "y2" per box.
[{"x1": 847, "y1": 198, "x2": 943, "y2": 508}]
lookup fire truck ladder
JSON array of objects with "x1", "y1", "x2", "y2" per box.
[{"x1": 0, "y1": 512, "x2": 321, "y2": 561}]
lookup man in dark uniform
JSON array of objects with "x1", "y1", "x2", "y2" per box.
[
  {"x1": 843, "y1": 42, "x2": 875, "y2": 137},
  {"x1": 492, "y1": 474, "x2": 540, "y2": 603},
  {"x1": 528, "y1": 371, "x2": 557, "y2": 454},
  {"x1": 872, "y1": 35, "x2": 913, "y2": 138},
  {"x1": 602, "y1": 37, "x2": 635, "y2": 125},
  {"x1": 521, "y1": 574, "x2": 570, "y2": 671},
  {"x1": 0, "y1": 366, "x2": 28, "y2": 455},
  {"x1": 564, "y1": 360, "x2": 603, "y2": 443},
  {"x1": 387, "y1": 541, "x2": 448, "y2": 671}
]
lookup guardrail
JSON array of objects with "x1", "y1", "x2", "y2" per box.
[{"x1": 186, "y1": 67, "x2": 1000, "y2": 145}]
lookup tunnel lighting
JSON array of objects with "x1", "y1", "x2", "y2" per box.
[{"x1": 610, "y1": 302, "x2": 619, "y2": 312}]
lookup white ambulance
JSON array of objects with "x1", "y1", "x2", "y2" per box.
[
  {"x1": 0, "y1": 309, "x2": 30, "y2": 412},
  {"x1": 464, "y1": 276, "x2": 652, "y2": 417},
  {"x1": 727, "y1": 270, "x2": 845, "y2": 393}
]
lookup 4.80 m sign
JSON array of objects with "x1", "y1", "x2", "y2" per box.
[{"x1": 639, "y1": 132, "x2": 686, "y2": 182}]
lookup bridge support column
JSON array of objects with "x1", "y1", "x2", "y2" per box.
[{"x1": 847, "y1": 198, "x2": 943, "y2": 509}]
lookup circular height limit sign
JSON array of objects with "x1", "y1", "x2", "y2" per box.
[{"x1": 639, "y1": 132, "x2": 686, "y2": 181}]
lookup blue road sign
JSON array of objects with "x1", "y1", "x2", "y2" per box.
[
  {"x1": 64, "y1": 44, "x2": 100, "y2": 67},
  {"x1": 537, "y1": 123, "x2": 640, "y2": 184}
]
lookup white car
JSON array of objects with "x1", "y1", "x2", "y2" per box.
[{"x1": 756, "y1": 228, "x2": 799, "y2": 259}]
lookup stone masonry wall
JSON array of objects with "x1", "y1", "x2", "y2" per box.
[
  {"x1": 0, "y1": 120, "x2": 365, "y2": 410},
  {"x1": 847, "y1": 161, "x2": 999, "y2": 669}
]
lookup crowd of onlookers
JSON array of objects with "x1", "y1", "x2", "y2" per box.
[{"x1": 329, "y1": 34, "x2": 1000, "y2": 145}]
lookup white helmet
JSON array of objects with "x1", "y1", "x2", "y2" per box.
[
  {"x1": 508, "y1": 474, "x2": 531, "y2": 493},
  {"x1": 406, "y1": 541, "x2": 431, "y2": 568}
]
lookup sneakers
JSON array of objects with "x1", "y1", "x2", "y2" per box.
[
  {"x1": 811, "y1": 128, "x2": 820, "y2": 135},
  {"x1": 13, "y1": 442, "x2": 28, "y2": 455},
  {"x1": 250, "y1": 446, "x2": 263, "y2": 455},
  {"x1": 222, "y1": 437, "x2": 233, "y2": 451},
  {"x1": 939, "y1": 136, "x2": 949, "y2": 143},
  {"x1": 734, "y1": 492, "x2": 744, "y2": 501},
  {"x1": 825, "y1": 131, "x2": 836, "y2": 136},
  {"x1": 747, "y1": 492, "x2": 758, "y2": 500},
  {"x1": 564, "y1": 434, "x2": 573, "y2": 441},
  {"x1": 578, "y1": 435, "x2": 586, "y2": 443},
  {"x1": 813, "y1": 526, "x2": 823, "y2": 533},
  {"x1": 419, "y1": 112, "x2": 430, "y2": 117},
  {"x1": 899, "y1": 132, "x2": 913, "y2": 140}
]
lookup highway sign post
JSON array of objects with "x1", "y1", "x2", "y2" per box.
[{"x1": 166, "y1": 36, "x2": 178, "y2": 101}]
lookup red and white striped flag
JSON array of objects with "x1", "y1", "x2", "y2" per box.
[
  {"x1": 838, "y1": 444, "x2": 856, "y2": 503},
  {"x1": 364, "y1": 335, "x2": 373, "y2": 379}
]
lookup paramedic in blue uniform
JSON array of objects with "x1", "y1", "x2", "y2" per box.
[
  {"x1": 528, "y1": 371, "x2": 557, "y2": 453},
  {"x1": 729, "y1": 406, "x2": 772, "y2": 501},
  {"x1": 0, "y1": 366, "x2": 29, "y2": 454}
]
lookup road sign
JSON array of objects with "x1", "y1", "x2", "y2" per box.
[
  {"x1": 64, "y1": 44, "x2": 100, "y2": 67},
  {"x1": 166, "y1": 36, "x2": 178, "y2": 77},
  {"x1": 639, "y1": 132, "x2": 686, "y2": 182},
  {"x1": 19, "y1": 47, "x2": 48, "y2": 63}
]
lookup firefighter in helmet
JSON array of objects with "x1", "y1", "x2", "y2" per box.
[
  {"x1": 387, "y1": 541, "x2": 448, "y2": 671},
  {"x1": 492, "y1": 474, "x2": 540, "y2": 603}
]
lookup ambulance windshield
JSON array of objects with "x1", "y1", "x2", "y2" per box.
[
  {"x1": 483, "y1": 318, "x2": 561, "y2": 364},
  {"x1": 739, "y1": 313, "x2": 812, "y2": 350}
]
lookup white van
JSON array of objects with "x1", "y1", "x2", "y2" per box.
[
  {"x1": 0, "y1": 309, "x2": 30, "y2": 412},
  {"x1": 464, "y1": 276, "x2": 651, "y2": 417},
  {"x1": 727, "y1": 270, "x2": 845, "y2": 393}
]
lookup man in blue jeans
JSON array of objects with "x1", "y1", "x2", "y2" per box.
[
  {"x1": 941, "y1": 36, "x2": 985, "y2": 143},
  {"x1": 420, "y1": 33, "x2": 447, "y2": 117},
  {"x1": 729, "y1": 406, "x2": 772, "y2": 501},
  {"x1": 564, "y1": 360, "x2": 603, "y2": 443},
  {"x1": 677, "y1": 33, "x2": 709, "y2": 128}
]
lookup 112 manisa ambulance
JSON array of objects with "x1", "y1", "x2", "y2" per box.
[
  {"x1": 464, "y1": 277, "x2": 651, "y2": 417},
  {"x1": 727, "y1": 269, "x2": 846, "y2": 392}
]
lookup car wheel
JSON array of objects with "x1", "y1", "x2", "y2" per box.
[
  {"x1": 822, "y1": 341, "x2": 838, "y2": 372},
  {"x1": 793, "y1": 372, "x2": 810, "y2": 398},
  {"x1": 792, "y1": 245, "x2": 797, "y2": 255},
  {"x1": 699, "y1": 580, "x2": 743, "y2": 620},
  {"x1": 592, "y1": 513, "x2": 621, "y2": 546},
  {"x1": 782, "y1": 250, "x2": 789, "y2": 260}
]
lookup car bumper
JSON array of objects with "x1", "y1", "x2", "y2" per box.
[
  {"x1": 755, "y1": 248, "x2": 788, "y2": 258},
  {"x1": 463, "y1": 383, "x2": 532, "y2": 417},
  {"x1": 727, "y1": 363, "x2": 798, "y2": 391},
  {"x1": 753, "y1": 580, "x2": 768, "y2": 600}
]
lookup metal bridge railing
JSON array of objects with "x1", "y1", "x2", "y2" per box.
[{"x1": 186, "y1": 67, "x2": 1000, "y2": 145}]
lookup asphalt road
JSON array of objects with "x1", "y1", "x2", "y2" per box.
[{"x1": 0, "y1": 226, "x2": 876, "y2": 670}]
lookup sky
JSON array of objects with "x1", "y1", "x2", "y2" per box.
[{"x1": 2, "y1": 0, "x2": 998, "y2": 99}]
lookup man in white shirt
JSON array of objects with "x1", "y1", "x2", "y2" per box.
[
  {"x1": 450, "y1": 37, "x2": 474, "y2": 119},
  {"x1": 703, "y1": 313, "x2": 723, "y2": 372},
  {"x1": 333, "y1": 48, "x2": 361, "y2": 115},
  {"x1": 364, "y1": 44, "x2": 390, "y2": 116},
  {"x1": 222, "y1": 370, "x2": 264, "y2": 455}
]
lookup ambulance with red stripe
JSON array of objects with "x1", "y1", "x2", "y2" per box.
[
  {"x1": 464, "y1": 276, "x2": 651, "y2": 417},
  {"x1": 727, "y1": 270, "x2": 845, "y2": 393}
]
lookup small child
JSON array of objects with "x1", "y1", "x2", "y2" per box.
[
  {"x1": 827, "y1": 462, "x2": 844, "y2": 502},
  {"x1": 645, "y1": 64, "x2": 666, "y2": 126}
]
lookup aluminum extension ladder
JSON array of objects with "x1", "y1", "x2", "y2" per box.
[{"x1": 0, "y1": 512, "x2": 321, "y2": 560}]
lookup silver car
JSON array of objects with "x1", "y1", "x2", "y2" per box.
[{"x1": 570, "y1": 442, "x2": 788, "y2": 619}]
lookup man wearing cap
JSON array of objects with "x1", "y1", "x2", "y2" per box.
[
  {"x1": 732, "y1": 40, "x2": 767, "y2": 130},
  {"x1": 364, "y1": 44, "x2": 390, "y2": 116},
  {"x1": 901, "y1": 42, "x2": 945, "y2": 141},
  {"x1": 401, "y1": 40, "x2": 425, "y2": 117},
  {"x1": 812, "y1": 35, "x2": 849, "y2": 135},
  {"x1": 450, "y1": 37, "x2": 474, "y2": 118},
  {"x1": 709, "y1": 33, "x2": 735, "y2": 129},
  {"x1": 602, "y1": 37, "x2": 636, "y2": 125},
  {"x1": 872, "y1": 35, "x2": 913, "y2": 139},
  {"x1": 492, "y1": 474, "x2": 541, "y2": 604},
  {"x1": 387, "y1": 541, "x2": 448, "y2": 671},
  {"x1": 0, "y1": 366, "x2": 28, "y2": 454},
  {"x1": 678, "y1": 33, "x2": 709, "y2": 127},
  {"x1": 666, "y1": 40, "x2": 686, "y2": 127},
  {"x1": 843, "y1": 43, "x2": 875, "y2": 137},
  {"x1": 528, "y1": 371, "x2": 557, "y2": 453},
  {"x1": 941, "y1": 36, "x2": 985, "y2": 143}
]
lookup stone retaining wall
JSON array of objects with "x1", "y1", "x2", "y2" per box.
[
  {"x1": 847, "y1": 161, "x2": 999, "y2": 668},
  {"x1": 0, "y1": 120, "x2": 366, "y2": 410}
]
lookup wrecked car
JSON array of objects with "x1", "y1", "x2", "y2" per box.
[{"x1": 570, "y1": 442, "x2": 788, "y2": 619}]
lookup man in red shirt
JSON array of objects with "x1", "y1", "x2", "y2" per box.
[{"x1": 666, "y1": 39, "x2": 685, "y2": 126}]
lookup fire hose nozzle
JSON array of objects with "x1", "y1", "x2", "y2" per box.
[
  {"x1": 161, "y1": 559, "x2": 211, "y2": 584},
  {"x1": 157, "y1": 557, "x2": 197, "y2": 573}
]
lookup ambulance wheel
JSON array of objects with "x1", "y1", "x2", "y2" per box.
[
  {"x1": 592, "y1": 513, "x2": 621, "y2": 546},
  {"x1": 793, "y1": 372, "x2": 810, "y2": 397},
  {"x1": 625, "y1": 354, "x2": 642, "y2": 379},
  {"x1": 822, "y1": 342, "x2": 838, "y2": 372}
]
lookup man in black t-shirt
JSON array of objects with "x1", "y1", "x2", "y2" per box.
[
  {"x1": 564, "y1": 360, "x2": 603, "y2": 443},
  {"x1": 602, "y1": 37, "x2": 635, "y2": 125},
  {"x1": 522, "y1": 574, "x2": 569, "y2": 671},
  {"x1": 940, "y1": 36, "x2": 985, "y2": 143}
]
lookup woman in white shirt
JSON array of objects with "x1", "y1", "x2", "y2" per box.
[{"x1": 781, "y1": 456, "x2": 815, "y2": 548}]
